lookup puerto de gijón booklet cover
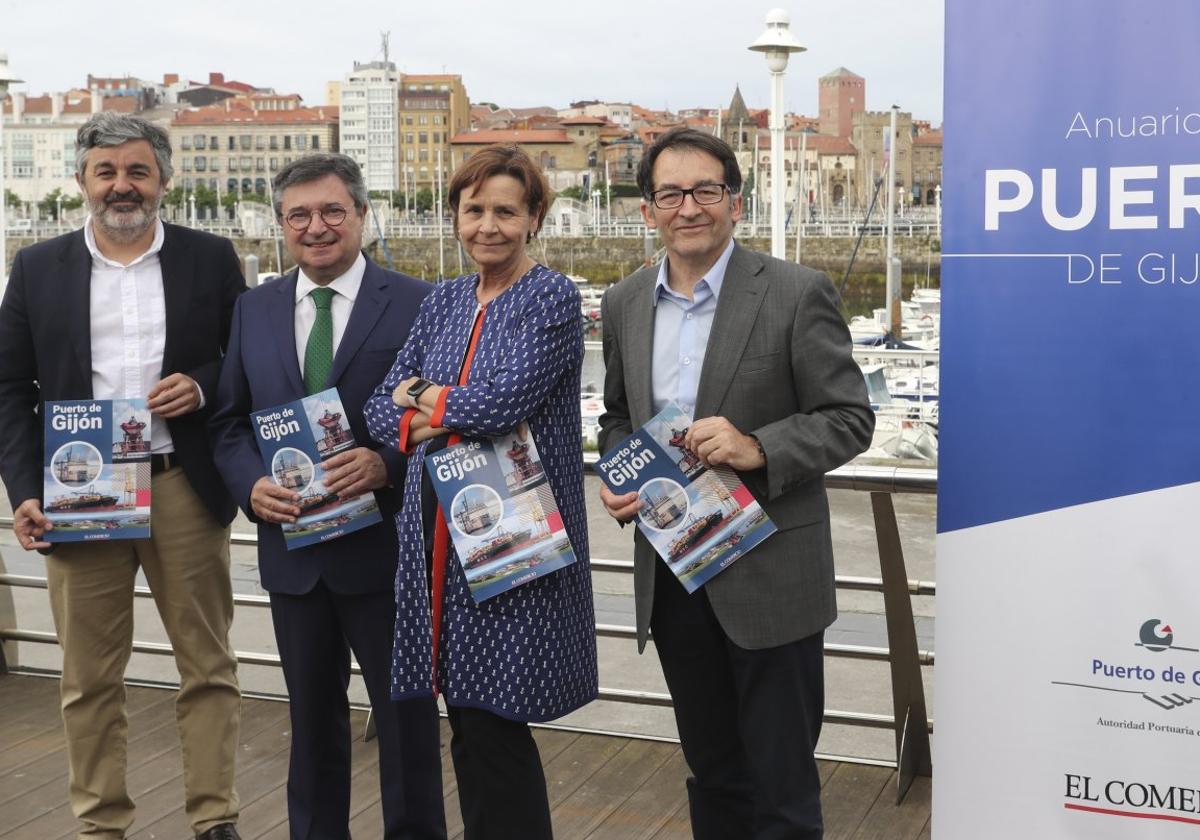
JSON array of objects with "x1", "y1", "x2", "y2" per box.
[
  {"x1": 43, "y1": 399, "x2": 152, "y2": 542},
  {"x1": 594, "y1": 403, "x2": 776, "y2": 593},
  {"x1": 425, "y1": 426, "x2": 577, "y2": 603},
  {"x1": 251, "y1": 387, "x2": 382, "y2": 550}
]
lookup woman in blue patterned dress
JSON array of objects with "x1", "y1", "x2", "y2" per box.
[{"x1": 364, "y1": 145, "x2": 597, "y2": 839}]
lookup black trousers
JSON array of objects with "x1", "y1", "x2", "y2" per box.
[
  {"x1": 270, "y1": 582, "x2": 447, "y2": 839},
  {"x1": 651, "y1": 560, "x2": 826, "y2": 840},
  {"x1": 445, "y1": 704, "x2": 553, "y2": 840}
]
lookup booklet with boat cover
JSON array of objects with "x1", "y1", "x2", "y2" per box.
[
  {"x1": 594, "y1": 403, "x2": 777, "y2": 593},
  {"x1": 251, "y1": 387, "x2": 382, "y2": 550},
  {"x1": 43, "y1": 399, "x2": 152, "y2": 542},
  {"x1": 425, "y1": 427, "x2": 577, "y2": 603}
]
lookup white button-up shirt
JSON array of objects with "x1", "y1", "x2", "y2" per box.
[
  {"x1": 294, "y1": 252, "x2": 365, "y2": 366},
  {"x1": 84, "y1": 217, "x2": 176, "y2": 453}
]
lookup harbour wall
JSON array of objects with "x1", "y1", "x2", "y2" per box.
[{"x1": 5, "y1": 234, "x2": 940, "y2": 286}]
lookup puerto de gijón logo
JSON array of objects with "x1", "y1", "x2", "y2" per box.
[{"x1": 1139, "y1": 619, "x2": 1174, "y2": 653}]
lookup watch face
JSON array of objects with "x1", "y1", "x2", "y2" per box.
[{"x1": 407, "y1": 379, "x2": 431, "y2": 397}]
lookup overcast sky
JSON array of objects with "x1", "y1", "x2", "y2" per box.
[{"x1": 1, "y1": 0, "x2": 944, "y2": 123}]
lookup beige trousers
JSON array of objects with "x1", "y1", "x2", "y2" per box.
[{"x1": 46, "y1": 466, "x2": 240, "y2": 839}]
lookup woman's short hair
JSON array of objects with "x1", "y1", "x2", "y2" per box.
[{"x1": 447, "y1": 144, "x2": 551, "y2": 235}]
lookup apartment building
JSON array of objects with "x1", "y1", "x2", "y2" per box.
[
  {"x1": 169, "y1": 99, "x2": 338, "y2": 198},
  {"x1": 338, "y1": 61, "x2": 400, "y2": 192}
]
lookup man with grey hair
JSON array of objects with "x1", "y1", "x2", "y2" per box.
[
  {"x1": 0, "y1": 112, "x2": 246, "y2": 840},
  {"x1": 211, "y1": 153, "x2": 446, "y2": 838}
]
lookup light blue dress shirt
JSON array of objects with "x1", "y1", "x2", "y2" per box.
[{"x1": 651, "y1": 238, "x2": 736, "y2": 416}]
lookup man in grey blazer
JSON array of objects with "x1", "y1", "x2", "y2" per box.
[{"x1": 598, "y1": 127, "x2": 874, "y2": 839}]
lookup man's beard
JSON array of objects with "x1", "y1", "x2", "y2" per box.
[{"x1": 89, "y1": 189, "x2": 162, "y2": 244}]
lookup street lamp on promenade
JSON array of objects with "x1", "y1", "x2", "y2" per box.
[
  {"x1": 749, "y1": 9, "x2": 805, "y2": 260},
  {"x1": 0, "y1": 51, "x2": 24, "y2": 297}
]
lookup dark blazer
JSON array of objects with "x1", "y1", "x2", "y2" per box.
[
  {"x1": 209, "y1": 259, "x2": 431, "y2": 595},
  {"x1": 598, "y1": 243, "x2": 875, "y2": 651},
  {"x1": 0, "y1": 223, "x2": 245, "y2": 526}
]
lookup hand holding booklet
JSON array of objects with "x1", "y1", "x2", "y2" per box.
[
  {"x1": 595, "y1": 403, "x2": 776, "y2": 593},
  {"x1": 43, "y1": 398, "x2": 152, "y2": 542},
  {"x1": 424, "y1": 425, "x2": 577, "y2": 603},
  {"x1": 251, "y1": 387, "x2": 382, "y2": 550}
]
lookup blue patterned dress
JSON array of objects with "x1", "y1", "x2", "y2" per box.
[{"x1": 364, "y1": 265, "x2": 598, "y2": 722}]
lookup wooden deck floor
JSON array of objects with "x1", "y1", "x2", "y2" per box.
[{"x1": 0, "y1": 673, "x2": 930, "y2": 839}]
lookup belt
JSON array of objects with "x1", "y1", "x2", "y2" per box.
[{"x1": 150, "y1": 453, "x2": 177, "y2": 475}]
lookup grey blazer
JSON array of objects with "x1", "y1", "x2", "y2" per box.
[{"x1": 598, "y1": 243, "x2": 874, "y2": 651}]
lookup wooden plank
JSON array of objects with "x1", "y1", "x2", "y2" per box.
[
  {"x1": 0, "y1": 691, "x2": 178, "y2": 807},
  {"x1": 0, "y1": 676, "x2": 60, "y2": 726},
  {"x1": 648, "y1": 800, "x2": 693, "y2": 840},
  {"x1": 124, "y1": 698, "x2": 293, "y2": 840},
  {"x1": 532, "y1": 727, "x2": 583, "y2": 766},
  {"x1": 550, "y1": 739, "x2": 677, "y2": 839},
  {"x1": 227, "y1": 708, "x2": 376, "y2": 840},
  {"x1": 0, "y1": 688, "x2": 193, "y2": 837},
  {"x1": 0, "y1": 679, "x2": 65, "y2": 757},
  {"x1": 850, "y1": 774, "x2": 932, "y2": 840},
  {"x1": 0, "y1": 677, "x2": 938, "y2": 840},
  {"x1": 587, "y1": 748, "x2": 690, "y2": 840},
  {"x1": 820, "y1": 763, "x2": 893, "y2": 840},
  {"x1": 542, "y1": 731, "x2": 625, "y2": 809},
  {"x1": 0, "y1": 684, "x2": 175, "y2": 776}
]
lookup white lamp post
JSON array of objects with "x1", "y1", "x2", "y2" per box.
[
  {"x1": 749, "y1": 9, "x2": 805, "y2": 260},
  {"x1": 0, "y1": 50, "x2": 24, "y2": 297},
  {"x1": 188, "y1": 192, "x2": 196, "y2": 228},
  {"x1": 935, "y1": 183, "x2": 942, "y2": 240}
]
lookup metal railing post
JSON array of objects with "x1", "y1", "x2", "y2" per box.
[
  {"x1": 0, "y1": 554, "x2": 15, "y2": 673},
  {"x1": 870, "y1": 491, "x2": 933, "y2": 803}
]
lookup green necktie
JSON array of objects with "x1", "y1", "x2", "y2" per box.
[{"x1": 303, "y1": 287, "x2": 335, "y2": 395}]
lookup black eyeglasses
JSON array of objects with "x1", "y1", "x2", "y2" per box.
[
  {"x1": 283, "y1": 206, "x2": 348, "y2": 231},
  {"x1": 649, "y1": 184, "x2": 730, "y2": 210}
]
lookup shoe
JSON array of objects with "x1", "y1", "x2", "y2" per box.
[{"x1": 195, "y1": 824, "x2": 241, "y2": 840}]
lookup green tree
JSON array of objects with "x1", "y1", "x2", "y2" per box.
[
  {"x1": 38, "y1": 188, "x2": 65, "y2": 220},
  {"x1": 415, "y1": 187, "x2": 434, "y2": 214},
  {"x1": 556, "y1": 185, "x2": 584, "y2": 201},
  {"x1": 5, "y1": 188, "x2": 23, "y2": 210},
  {"x1": 369, "y1": 190, "x2": 406, "y2": 209},
  {"x1": 193, "y1": 183, "x2": 218, "y2": 213},
  {"x1": 163, "y1": 186, "x2": 185, "y2": 209},
  {"x1": 62, "y1": 194, "x2": 83, "y2": 211},
  {"x1": 241, "y1": 191, "x2": 270, "y2": 205}
]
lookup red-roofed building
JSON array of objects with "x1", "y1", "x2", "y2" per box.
[
  {"x1": 450, "y1": 128, "x2": 590, "y2": 190},
  {"x1": 558, "y1": 102, "x2": 633, "y2": 129},
  {"x1": 1, "y1": 89, "x2": 154, "y2": 204},
  {"x1": 169, "y1": 101, "x2": 338, "y2": 198}
]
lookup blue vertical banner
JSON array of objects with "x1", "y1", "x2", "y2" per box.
[{"x1": 937, "y1": 1, "x2": 1200, "y2": 836}]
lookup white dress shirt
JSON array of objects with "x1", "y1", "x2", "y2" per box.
[
  {"x1": 294, "y1": 252, "x2": 365, "y2": 367},
  {"x1": 85, "y1": 217, "x2": 178, "y2": 453}
]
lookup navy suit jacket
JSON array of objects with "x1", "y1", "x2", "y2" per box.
[
  {"x1": 210, "y1": 258, "x2": 431, "y2": 595},
  {"x1": 0, "y1": 223, "x2": 245, "y2": 527}
]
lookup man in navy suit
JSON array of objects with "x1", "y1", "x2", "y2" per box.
[{"x1": 210, "y1": 153, "x2": 445, "y2": 839}]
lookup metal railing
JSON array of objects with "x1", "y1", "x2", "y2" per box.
[
  {"x1": 0, "y1": 461, "x2": 934, "y2": 798},
  {"x1": 4, "y1": 218, "x2": 942, "y2": 242}
]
